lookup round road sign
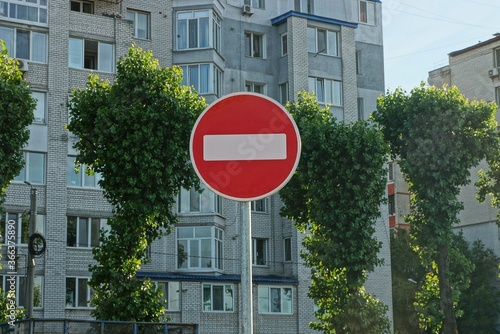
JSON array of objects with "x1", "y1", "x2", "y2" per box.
[{"x1": 190, "y1": 92, "x2": 301, "y2": 201}]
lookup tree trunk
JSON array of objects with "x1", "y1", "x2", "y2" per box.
[{"x1": 436, "y1": 243, "x2": 458, "y2": 334}]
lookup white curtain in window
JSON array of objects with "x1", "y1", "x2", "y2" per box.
[
  {"x1": 31, "y1": 32, "x2": 46, "y2": 62},
  {"x1": 68, "y1": 38, "x2": 83, "y2": 68}
]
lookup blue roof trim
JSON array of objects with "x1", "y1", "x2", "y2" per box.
[
  {"x1": 271, "y1": 10, "x2": 358, "y2": 28},
  {"x1": 137, "y1": 271, "x2": 299, "y2": 285}
]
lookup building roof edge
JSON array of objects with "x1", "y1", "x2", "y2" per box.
[{"x1": 271, "y1": 10, "x2": 358, "y2": 28}]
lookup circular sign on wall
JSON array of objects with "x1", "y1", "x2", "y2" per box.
[{"x1": 190, "y1": 92, "x2": 301, "y2": 201}]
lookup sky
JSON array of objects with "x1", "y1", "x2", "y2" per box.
[{"x1": 383, "y1": 0, "x2": 500, "y2": 92}]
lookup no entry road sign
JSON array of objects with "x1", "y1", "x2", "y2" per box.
[{"x1": 190, "y1": 92, "x2": 301, "y2": 201}]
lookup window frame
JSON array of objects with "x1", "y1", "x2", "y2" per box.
[
  {"x1": 0, "y1": 26, "x2": 48, "y2": 63},
  {"x1": 0, "y1": 0, "x2": 48, "y2": 25},
  {"x1": 279, "y1": 82, "x2": 289, "y2": 105},
  {"x1": 68, "y1": 37, "x2": 114, "y2": 73},
  {"x1": 67, "y1": 156, "x2": 102, "y2": 188},
  {"x1": 177, "y1": 182, "x2": 221, "y2": 214},
  {"x1": 70, "y1": 1, "x2": 94, "y2": 14},
  {"x1": 66, "y1": 216, "x2": 108, "y2": 248},
  {"x1": 284, "y1": 237, "x2": 292, "y2": 262},
  {"x1": 359, "y1": 0, "x2": 375, "y2": 25},
  {"x1": 0, "y1": 275, "x2": 43, "y2": 308},
  {"x1": 388, "y1": 194, "x2": 396, "y2": 216},
  {"x1": 157, "y1": 281, "x2": 180, "y2": 311},
  {"x1": 251, "y1": 198, "x2": 267, "y2": 213},
  {"x1": 13, "y1": 151, "x2": 46, "y2": 185},
  {"x1": 258, "y1": 285, "x2": 293, "y2": 314},
  {"x1": 176, "y1": 226, "x2": 224, "y2": 271},
  {"x1": 307, "y1": 27, "x2": 338, "y2": 57},
  {"x1": 65, "y1": 277, "x2": 92, "y2": 308},
  {"x1": 176, "y1": 9, "x2": 221, "y2": 52},
  {"x1": 252, "y1": 238, "x2": 268, "y2": 266},
  {"x1": 308, "y1": 77, "x2": 343, "y2": 107},
  {"x1": 126, "y1": 9, "x2": 150, "y2": 40},
  {"x1": 244, "y1": 31, "x2": 265, "y2": 59},
  {"x1": 494, "y1": 48, "x2": 500, "y2": 68},
  {"x1": 299, "y1": 0, "x2": 313, "y2": 14},
  {"x1": 202, "y1": 283, "x2": 234, "y2": 312},
  {"x1": 281, "y1": 32, "x2": 288, "y2": 56},
  {"x1": 32, "y1": 91, "x2": 46, "y2": 123},
  {"x1": 245, "y1": 81, "x2": 266, "y2": 94},
  {"x1": 0, "y1": 212, "x2": 44, "y2": 246}
]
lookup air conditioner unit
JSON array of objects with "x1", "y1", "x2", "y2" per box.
[
  {"x1": 489, "y1": 68, "x2": 499, "y2": 77},
  {"x1": 16, "y1": 59, "x2": 28, "y2": 72},
  {"x1": 242, "y1": 4, "x2": 253, "y2": 16}
]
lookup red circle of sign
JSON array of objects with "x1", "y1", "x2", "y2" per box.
[{"x1": 190, "y1": 92, "x2": 301, "y2": 201}]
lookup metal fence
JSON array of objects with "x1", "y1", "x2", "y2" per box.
[{"x1": 0, "y1": 319, "x2": 197, "y2": 334}]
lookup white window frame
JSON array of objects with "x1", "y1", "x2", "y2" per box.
[
  {"x1": 308, "y1": 77, "x2": 343, "y2": 107},
  {"x1": 126, "y1": 9, "x2": 150, "y2": 39},
  {"x1": 67, "y1": 216, "x2": 108, "y2": 248},
  {"x1": 13, "y1": 151, "x2": 46, "y2": 184},
  {"x1": 202, "y1": 283, "x2": 234, "y2": 312},
  {"x1": 251, "y1": 198, "x2": 267, "y2": 213},
  {"x1": 357, "y1": 97, "x2": 364, "y2": 120},
  {"x1": 244, "y1": 0, "x2": 265, "y2": 9},
  {"x1": 245, "y1": 31, "x2": 266, "y2": 59},
  {"x1": 281, "y1": 32, "x2": 288, "y2": 56},
  {"x1": 279, "y1": 82, "x2": 289, "y2": 105},
  {"x1": 252, "y1": 238, "x2": 268, "y2": 266},
  {"x1": 258, "y1": 286, "x2": 293, "y2": 314},
  {"x1": 245, "y1": 81, "x2": 266, "y2": 94},
  {"x1": 284, "y1": 237, "x2": 292, "y2": 262},
  {"x1": 300, "y1": 0, "x2": 313, "y2": 14},
  {"x1": 32, "y1": 91, "x2": 46, "y2": 123},
  {"x1": 70, "y1": 1, "x2": 93, "y2": 14},
  {"x1": 157, "y1": 281, "x2": 180, "y2": 311},
  {"x1": 65, "y1": 277, "x2": 92, "y2": 308},
  {"x1": 356, "y1": 50, "x2": 362, "y2": 75},
  {"x1": 1, "y1": 212, "x2": 44, "y2": 245},
  {"x1": 494, "y1": 48, "x2": 500, "y2": 68},
  {"x1": 0, "y1": 26, "x2": 47, "y2": 62},
  {"x1": 0, "y1": 275, "x2": 43, "y2": 308},
  {"x1": 179, "y1": 63, "x2": 222, "y2": 96},
  {"x1": 67, "y1": 156, "x2": 102, "y2": 188},
  {"x1": 176, "y1": 226, "x2": 223, "y2": 271},
  {"x1": 0, "y1": 0, "x2": 48, "y2": 25},
  {"x1": 307, "y1": 27, "x2": 338, "y2": 56},
  {"x1": 359, "y1": 0, "x2": 375, "y2": 25},
  {"x1": 68, "y1": 37, "x2": 114, "y2": 73},
  {"x1": 176, "y1": 10, "x2": 221, "y2": 52},
  {"x1": 177, "y1": 182, "x2": 221, "y2": 214}
]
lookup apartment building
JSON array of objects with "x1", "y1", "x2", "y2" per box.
[
  {"x1": 428, "y1": 34, "x2": 500, "y2": 260},
  {"x1": 0, "y1": 0, "x2": 391, "y2": 332}
]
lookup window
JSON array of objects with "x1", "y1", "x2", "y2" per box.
[
  {"x1": 67, "y1": 216, "x2": 108, "y2": 248},
  {"x1": 357, "y1": 97, "x2": 364, "y2": 120},
  {"x1": 300, "y1": 0, "x2": 313, "y2": 14},
  {"x1": 176, "y1": 10, "x2": 221, "y2": 52},
  {"x1": 157, "y1": 281, "x2": 180, "y2": 311},
  {"x1": 0, "y1": 212, "x2": 44, "y2": 245},
  {"x1": 70, "y1": 1, "x2": 93, "y2": 14},
  {"x1": 126, "y1": 10, "x2": 150, "y2": 39},
  {"x1": 307, "y1": 27, "x2": 338, "y2": 56},
  {"x1": 281, "y1": 33, "x2": 288, "y2": 56},
  {"x1": 388, "y1": 162, "x2": 394, "y2": 181},
  {"x1": 13, "y1": 151, "x2": 45, "y2": 184},
  {"x1": 177, "y1": 183, "x2": 221, "y2": 214},
  {"x1": 359, "y1": 0, "x2": 375, "y2": 25},
  {"x1": 0, "y1": 26, "x2": 47, "y2": 62},
  {"x1": 284, "y1": 237, "x2": 292, "y2": 262},
  {"x1": 177, "y1": 226, "x2": 223, "y2": 270},
  {"x1": 66, "y1": 277, "x2": 91, "y2": 308},
  {"x1": 356, "y1": 50, "x2": 362, "y2": 75},
  {"x1": 496, "y1": 86, "x2": 500, "y2": 106},
  {"x1": 245, "y1": 32, "x2": 265, "y2": 58},
  {"x1": 252, "y1": 238, "x2": 268, "y2": 266},
  {"x1": 32, "y1": 91, "x2": 46, "y2": 123},
  {"x1": 203, "y1": 284, "x2": 233, "y2": 312},
  {"x1": 244, "y1": 0, "x2": 264, "y2": 9},
  {"x1": 0, "y1": 0, "x2": 47, "y2": 25},
  {"x1": 67, "y1": 156, "x2": 102, "y2": 188},
  {"x1": 180, "y1": 64, "x2": 222, "y2": 96},
  {"x1": 495, "y1": 48, "x2": 500, "y2": 68},
  {"x1": 388, "y1": 194, "x2": 395, "y2": 216},
  {"x1": 0, "y1": 275, "x2": 43, "y2": 307},
  {"x1": 279, "y1": 82, "x2": 289, "y2": 105},
  {"x1": 251, "y1": 198, "x2": 267, "y2": 212},
  {"x1": 245, "y1": 82, "x2": 265, "y2": 94},
  {"x1": 308, "y1": 77, "x2": 342, "y2": 106},
  {"x1": 69, "y1": 38, "x2": 114, "y2": 73},
  {"x1": 258, "y1": 286, "x2": 292, "y2": 314}
]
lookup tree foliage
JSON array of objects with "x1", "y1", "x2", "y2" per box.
[
  {"x1": 373, "y1": 84, "x2": 498, "y2": 333},
  {"x1": 0, "y1": 40, "x2": 35, "y2": 206},
  {"x1": 280, "y1": 92, "x2": 390, "y2": 333},
  {"x1": 67, "y1": 45, "x2": 206, "y2": 321}
]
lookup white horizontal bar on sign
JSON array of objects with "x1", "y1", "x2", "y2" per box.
[{"x1": 203, "y1": 134, "x2": 287, "y2": 161}]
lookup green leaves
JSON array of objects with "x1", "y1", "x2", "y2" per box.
[
  {"x1": 68, "y1": 45, "x2": 206, "y2": 321},
  {"x1": 280, "y1": 92, "x2": 390, "y2": 332},
  {"x1": 0, "y1": 40, "x2": 35, "y2": 208}
]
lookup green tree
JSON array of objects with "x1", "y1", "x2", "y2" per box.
[
  {"x1": 280, "y1": 92, "x2": 391, "y2": 333},
  {"x1": 67, "y1": 45, "x2": 206, "y2": 321},
  {"x1": 373, "y1": 84, "x2": 498, "y2": 334},
  {"x1": 0, "y1": 39, "x2": 35, "y2": 207}
]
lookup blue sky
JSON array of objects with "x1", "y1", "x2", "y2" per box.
[{"x1": 383, "y1": 0, "x2": 500, "y2": 92}]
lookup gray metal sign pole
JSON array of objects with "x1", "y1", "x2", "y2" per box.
[{"x1": 241, "y1": 201, "x2": 253, "y2": 333}]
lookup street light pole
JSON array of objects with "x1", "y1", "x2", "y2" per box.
[{"x1": 26, "y1": 185, "x2": 36, "y2": 318}]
